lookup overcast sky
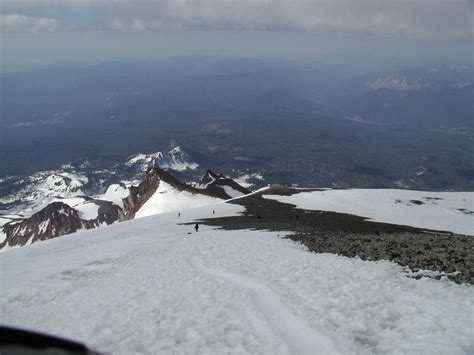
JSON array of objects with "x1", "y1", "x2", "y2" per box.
[
  {"x1": 1, "y1": 0, "x2": 472, "y2": 70},
  {"x1": 1, "y1": 0, "x2": 472, "y2": 38}
]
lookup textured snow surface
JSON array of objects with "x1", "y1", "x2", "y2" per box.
[
  {"x1": 135, "y1": 181, "x2": 222, "y2": 219},
  {"x1": 264, "y1": 189, "x2": 474, "y2": 236},
  {"x1": 98, "y1": 184, "x2": 129, "y2": 209},
  {"x1": 1, "y1": 202, "x2": 472, "y2": 354}
]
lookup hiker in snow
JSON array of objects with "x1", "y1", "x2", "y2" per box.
[
  {"x1": 178, "y1": 212, "x2": 181, "y2": 218},
  {"x1": 213, "y1": 210, "x2": 215, "y2": 215},
  {"x1": 194, "y1": 224, "x2": 199, "y2": 232}
]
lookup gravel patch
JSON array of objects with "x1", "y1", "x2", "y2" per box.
[{"x1": 195, "y1": 187, "x2": 474, "y2": 284}]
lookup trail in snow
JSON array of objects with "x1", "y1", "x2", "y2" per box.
[
  {"x1": 1, "y1": 202, "x2": 472, "y2": 354},
  {"x1": 193, "y1": 250, "x2": 339, "y2": 354}
]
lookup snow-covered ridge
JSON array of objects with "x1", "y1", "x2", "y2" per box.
[
  {"x1": 264, "y1": 189, "x2": 473, "y2": 236},
  {"x1": 366, "y1": 71, "x2": 473, "y2": 91},
  {"x1": 366, "y1": 76, "x2": 430, "y2": 91},
  {"x1": 0, "y1": 145, "x2": 199, "y2": 216},
  {"x1": 0, "y1": 171, "x2": 88, "y2": 206},
  {"x1": 0, "y1": 165, "x2": 252, "y2": 250},
  {"x1": 447, "y1": 64, "x2": 471, "y2": 72}
]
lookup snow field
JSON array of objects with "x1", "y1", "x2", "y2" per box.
[
  {"x1": 134, "y1": 181, "x2": 223, "y2": 218},
  {"x1": 0, "y1": 202, "x2": 472, "y2": 354},
  {"x1": 222, "y1": 185, "x2": 245, "y2": 198},
  {"x1": 264, "y1": 189, "x2": 474, "y2": 235},
  {"x1": 97, "y1": 184, "x2": 129, "y2": 209}
]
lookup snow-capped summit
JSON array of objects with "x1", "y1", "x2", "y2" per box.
[
  {"x1": 125, "y1": 145, "x2": 198, "y2": 172},
  {"x1": 200, "y1": 169, "x2": 219, "y2": 186},
  {"x1": 197, "y1": 169, "x2": 252, "y2": 199}
]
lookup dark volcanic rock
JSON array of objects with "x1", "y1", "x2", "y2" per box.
[
  {"x1": 196, "y1": 187, "x2": 474, "y2": 284},
  {"x1": 95, "y1": 200, "x2": 124, "y2": 224},
  {"x1": 1, "y1": 202, "x2": 95, "y2": 249},
  {"x1": 199, "y1": 169, "x2": 252, "y2": 200},
  {"x1": 122, "y1": 167, "x2": 163, "y2": 220},
  {"x1": 1, "y1": 200, "x2": 123, "y2": 250}
]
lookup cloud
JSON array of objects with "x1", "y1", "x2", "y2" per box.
[
  {"x1": 0, "y1": 0, "x2": 471, "y2": 38},
  {"x1": 0, "y1": 14, "x2": 61, "y2": 32},
  {"x1": 106, "y1": 17, "x2": 173, "y2": 31}
]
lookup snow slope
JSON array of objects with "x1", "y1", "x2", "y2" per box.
[
  {"x1": 0, "y1": 202, "x2": 472, "y2": 354},
  {"x1": 97, "y1": 184, "x2": 129, "y2": 209},
  {"x1": 135, "y1": 181, "x2": 223, "y2": 219},
  {"x1": 57, "y1": 197, "x2": 100, "y2": 220},
  {"x1": 264, "y1": 189, "x2": 474, "y2": 236}
]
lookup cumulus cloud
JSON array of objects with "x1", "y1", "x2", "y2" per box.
[
  {"x1": 0, "y1": 14, "x2": 61, "y2": 32},
  {"x1": 0, "y1": 0, "x2": 471, "y2": 38}
]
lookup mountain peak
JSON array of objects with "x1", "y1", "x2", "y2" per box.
[
  {"x1": 125, "y1": 145, "x2": 198, "y2": 172},
  {"x1": 200, "y1": 169, "x2": 220, "y2": 185}
]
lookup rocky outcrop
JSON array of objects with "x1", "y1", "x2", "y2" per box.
[
  {"x1": 94, "y1": 200, "x2": 124, "y2": 224},
  {"x1": 121, "y1": 166, "x2": 163, "y2": 220},
  {"x1": 1, "y1": 167, "x2": 251, "y2": 250},
  {"x1": 1, "y1": 202, "x2": 93, "y2": 249},
  {"x1": 121, "y1": 167, "x2": 252, "y2": 219},
  {"x1": 1, "y1": 200, "x2": 123, "y2": 250},
  {"x1": 198, "y1": 169, "x2": 251, "y2": 199}
]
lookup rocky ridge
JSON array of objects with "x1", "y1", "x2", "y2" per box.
[{"x1": 1, "y1": 167, "x2": 250, "y2": 250}]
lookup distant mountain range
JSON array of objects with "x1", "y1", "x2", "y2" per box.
[{"x1": 0, "y1": 146, "x2": 257, "y2": 250}]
